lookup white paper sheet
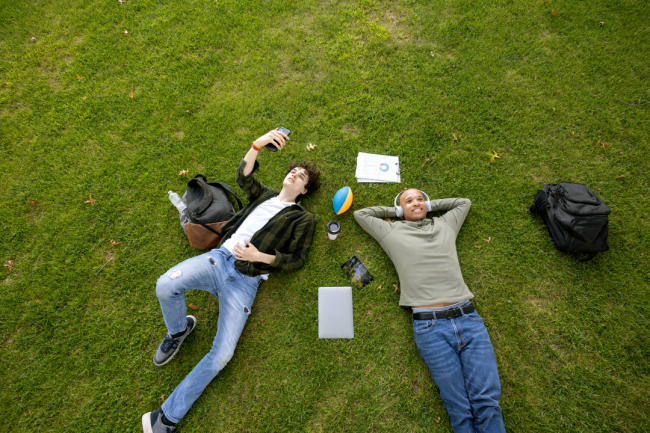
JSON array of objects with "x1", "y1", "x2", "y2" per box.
[{"x1": 355, "y1": 152, "x2": 400, "y2": 183}]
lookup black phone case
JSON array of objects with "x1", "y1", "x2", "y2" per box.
[{"x1": 265, "y1": 128, "x2": 290, "y2": 152}]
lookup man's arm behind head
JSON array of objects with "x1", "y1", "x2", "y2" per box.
[{"x1": 353, "y1": 206, "x2": 397, "y2": 243}]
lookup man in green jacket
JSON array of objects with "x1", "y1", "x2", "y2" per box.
[
  {"x1": 354, "y1": 189, "x2": 505, "y2": 433},
  {"x1": 142, "y1": 130, "x2": 321, "y2": 433}
]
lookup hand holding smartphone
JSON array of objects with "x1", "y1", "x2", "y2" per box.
[{"x1": 265, "y1": 127, "x2": 291, "y2": 152}]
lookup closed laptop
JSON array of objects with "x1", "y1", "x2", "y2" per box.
[{"x1": 318, "y1": 287, "x2": 354, "y2": 339}]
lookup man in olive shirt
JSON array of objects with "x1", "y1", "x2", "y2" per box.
[{"x1": 354, "y1": 189, "x2": 505, "y2": 433}]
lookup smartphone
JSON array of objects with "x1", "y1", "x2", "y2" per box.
[{"x1": 265, "y1": 127, "x2": 291, "y2": 152}]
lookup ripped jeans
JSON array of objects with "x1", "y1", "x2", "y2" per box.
[{"x1": 156, "y1": 247, "x2": 262, "y2": 423}]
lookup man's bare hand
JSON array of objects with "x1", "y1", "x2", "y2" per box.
[
  {"x1": 253, "y1": 130, "x2": 289, "y2": 151},
  {"x1": 233, "y1": 240, "x2": 260, "y2": 262}
]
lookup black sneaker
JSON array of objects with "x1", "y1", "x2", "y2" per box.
[
  {"x1": 153, "y1": 315, "x2": 196, "y2": 366},
  {"x1": 142, "y1": 409, "x2": 176, "y2": 433}
]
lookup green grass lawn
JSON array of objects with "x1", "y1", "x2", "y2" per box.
[{"x1": 1, "y1": 0, "x2": 649, "y2": 431}]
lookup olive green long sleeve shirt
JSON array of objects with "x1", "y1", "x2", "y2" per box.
[
  {"x1": 354, "y1": 198, "x2": 474, "y2": 307},
  {"x1": 218, "y1": 158, "x2": 316, "y2": 276}
]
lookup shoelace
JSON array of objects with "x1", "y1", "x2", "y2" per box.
[{"x1": 161, "y1": 335, "x2": 180, "y2": 353}]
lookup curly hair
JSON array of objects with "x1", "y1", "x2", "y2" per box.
[{"x1": 286, "y1": 161, "x2": 321, "y2": 203}]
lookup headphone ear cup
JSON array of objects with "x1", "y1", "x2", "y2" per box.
[
  {"x1": 395, "y1": 206, "x2": 404, "y2": 217},
  {"x1": 426, "y1": 201, "x2": 432, "y2": 212}
]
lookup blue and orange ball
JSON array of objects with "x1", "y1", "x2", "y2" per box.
[{"x1": 332, "y1": 186, "x2": 353, "y2": 215}]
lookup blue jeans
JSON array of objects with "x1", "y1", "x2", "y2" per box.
[
  {"x1": 413, "y1": 306, "x2": 505, "y2": 433},
  {"x1": 156, "y1": 247, "x2": 262, "y2": 423}
]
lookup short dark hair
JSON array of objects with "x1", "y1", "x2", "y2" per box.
[
  {"x1": 399, "y1": 188, "x2": 424, "y2": 207},
  {"x1": 286, "y1": 161, "x2": 321, "y2": 202}
]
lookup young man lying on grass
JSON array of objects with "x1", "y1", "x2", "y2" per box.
[
  {"x1": 354, "y1": 190, "x2": 506, "y2": 433},
  {"x1": 142, "y1": 130, "x2": 321, "y2": 433}
]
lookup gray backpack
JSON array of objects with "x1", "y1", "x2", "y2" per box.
[{"x1": 180, "y1": 174, "x2": 243, "y2": 250}]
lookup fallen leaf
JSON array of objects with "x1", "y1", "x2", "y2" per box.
[
  {"x1": 599, "y1": 21, "x2": 606, "y2": 26},
  {"x1": 430, "y1": 51, "x2": 435, "y2": 57},
  {"x1": 85, "y1": 194, "x2": 96, "y2": 205},
  {"x1": 159, "y1": 394, "x2": 166, "y2": 403},
  {"x1": 534, "y1": 75, "x2": 537, "y2": 81},
  {"x1": 179, "y1": 169, "x2": 189, "y2": 177},
  {"x1": 436, "y1": 417, "x2": 441, "y2": 423},
  {"x1": 76, "y1": 75, "x2": 83, "y2": 80},
  {"x1": 393, "y1": 284, "x2": 400, "y2": 293},
  {"x1": 554, "y1": 90, "x2": 559, "y2": 95},
  {"x1": 474, "y1": 244, "x2": 482, "y2": 249},
  {"x1": 189, "y1": 303, "x2": 200, "y2": 310},
  {"x1": 3, "y1": 260, "x2": 13, "y2": 270},
  {"x1": 129, "y1": 89, "x2": 134, "y2": 100},
  {"x1": 124, "y1": 30, "x2": 129, "y2": 36},
  {"x1": 28, "y1": 199, "x2": 38, "y2": 206},
  {"x1": 551, "y1": 9, "x2": 559, "y2": 16},
  {"x1": 487, "y1": 150, "x2": 501, "y2": 163},
  {"x1": 552, "y1": 107, "x2": 555, "y2": 112},
  {"x1": 484, "y1": 237, "x2": 491, "y2": 243},
  {"x1": 571, "y1": 131, "x2": 575, "y2": 136},
  {"x1": 110, "y1": 240, "x2": 123, "y2": 245},
  {"x1": 185, "y1": 109, "x2": 191, "y2": 114},
  {"x1": 30, "y1": 37, "x2": 37, "y2": 43},
  {"x1": 377, "y1": 285, "x2": 383, "y2": 291},
  {"x1": 594, "y1": 137, "x2": 610, "y2": 149},
  {"x1": 452, "y1": 133, "x2": 459, "y2": 142},
  {"x1": 421, "y1": 157, "x2": 430, "y2": 167},
  {"x1": 307, "y1": 143, "x2": 317, "y2": 151},
  {"x1": 121, "y1": 62, "x2": 126, "y2": 68},
  {"x1": 616, "y1": 175, "x2": 627, "y2": 178}
]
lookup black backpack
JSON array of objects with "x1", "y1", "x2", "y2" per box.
[
  {"x1": 530, "y1": 182, "x2": 610, "y2": 258},
  {"x1": 180, "y1": 174, "x2": 243, "y2": 250}
]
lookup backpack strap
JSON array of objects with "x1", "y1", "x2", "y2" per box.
[
  {"x1": 196, "y1": 221, "x2": 222, "y2": 237},
  {"x1": 208, "y1": 181, "x2": 243, "y2": 211}
]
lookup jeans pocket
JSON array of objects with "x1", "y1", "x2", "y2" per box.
[
  {"x1": 238, "y1": 272, "x2": 260, "y2": 291},
  {"x1": 413, "y1": 319, "x2": 436, "y2": 334},
  {"x1": 463, "y1": 311, "x2": 483, "y2": 322}
]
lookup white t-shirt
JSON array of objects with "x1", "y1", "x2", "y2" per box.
[{"x1": 222, "y1": 197, "x2": 294, "y2": 279}]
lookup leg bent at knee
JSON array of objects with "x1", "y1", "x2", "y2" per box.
[{"x1": 155, "y1": 270, "x2": 185, "y2": 301}]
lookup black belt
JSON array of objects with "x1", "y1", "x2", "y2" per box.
[{"x1": 412, "y1": 303, "x2": 475, "y2": 321}]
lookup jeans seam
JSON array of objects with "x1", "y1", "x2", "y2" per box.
[
  {"x1": 238, "y1": 272, "x2": 259, "y2": 291},
  {"x1": 465, "y1": 378, "x2": 483, "y2": 433},
  {"x1": 451, "y1": 318, "x2": 466, "y2": 349},
  {"x1": 161, "y1": 406, "x2": 179, "y2": 425}
]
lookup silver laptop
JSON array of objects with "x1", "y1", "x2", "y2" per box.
[{"x1": 318, "y1": 287, "x2": 354, "y2": 339}]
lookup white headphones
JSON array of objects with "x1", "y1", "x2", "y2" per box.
[{"x1": 394, "y1": 190, "x2": 432, "y2": 217}]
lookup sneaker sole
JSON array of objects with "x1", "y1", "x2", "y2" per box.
[
  {"x1": 152, "y1": 315, "x2": 197, "y2": 367},
  {"x1": 142, "y1": 412, "x2": 153, "y2": 433}
]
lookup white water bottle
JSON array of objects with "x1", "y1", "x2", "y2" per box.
[{"x1": 168, "y1": 191, "x2": 187, "y2": 213}]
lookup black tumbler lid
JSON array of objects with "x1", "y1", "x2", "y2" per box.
[{"x1": 326, "y1": 221, "x2": 341, "y2": 234}]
